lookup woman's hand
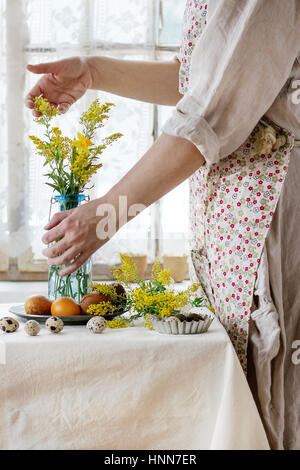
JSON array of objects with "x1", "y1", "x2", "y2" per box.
[
  {"x1": 25, "y1": 56, "x2": 93, "y2": 115},
  {"x1": 42, "y1": 198, "x2": 107, "y2": 276}
]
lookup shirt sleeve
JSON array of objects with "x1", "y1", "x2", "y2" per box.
[{"x1": 162, "y1": 0, "x2": 300, "y2": 165}]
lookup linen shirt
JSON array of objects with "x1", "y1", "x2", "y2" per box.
[{"x1": 162, "y1": 0, "x2": 300, "y2": 164}]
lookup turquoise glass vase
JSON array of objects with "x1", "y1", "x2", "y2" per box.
[{"x1": 48, "y1": 194, "x2": 92, "y2": 302}]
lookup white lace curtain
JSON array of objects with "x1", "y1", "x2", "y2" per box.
[{"x1": 0, "y1": 0, "x2": 188, "y2": 277}]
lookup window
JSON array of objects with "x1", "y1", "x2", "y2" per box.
[{"x1": 0, "y1": 0, "x2": 188, "y2": 281}]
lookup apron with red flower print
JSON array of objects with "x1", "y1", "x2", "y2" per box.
[{"x1": 181, "y1": 1, "x2": 296, "y2": 372}]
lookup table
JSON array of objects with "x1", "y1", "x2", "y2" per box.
[{"x1": 0, "y1": 303, "x2": 269, "y2": 450}]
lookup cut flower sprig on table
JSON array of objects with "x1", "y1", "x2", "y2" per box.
[
  {"x1": 87, "y1": 255, "x2": 214, "y2": 329},
  {"x1": 29, "y1": 96, "x2": 123, "y2": 302}
]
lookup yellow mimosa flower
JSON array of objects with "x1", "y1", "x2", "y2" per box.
[{"x1": 30, "y1": 97, "x2": 122, "y2": 195}]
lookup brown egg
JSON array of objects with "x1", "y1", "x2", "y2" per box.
[
  {"x1": 24, "y1": 296, "x2": 52, "y2": 316},
  {"x1": 112, "y1": 283, "x2": 127, "y2": 309},
  {"x1": 112, "y1": 283, "x2": 126, "y2": 298},
  {"x1": 80, "y1": 292, "x2": 112, "y2": 315},
  {"x1": 51, "y1": 297, "x2": 81, "y2": 317}
]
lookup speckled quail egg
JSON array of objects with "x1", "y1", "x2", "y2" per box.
[
  {"x1": 45, "y1": 316, "x2": 64, "y2": 334},
  {"x1": 0, "y1": 316, "x2": 19, "y2": 333},
  {"x1": 86, "y1": 316, "x2": 107, "y2": 334},
  {"x1": 24, "y1": 320, "x2": 40, "y2": 336}
]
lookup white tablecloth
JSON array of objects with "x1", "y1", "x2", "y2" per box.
[{"x1": 0, "y1": 303, "x2": 269, "y2": 450}]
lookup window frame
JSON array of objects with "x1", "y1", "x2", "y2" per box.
[{"x1": 0, "y1": 0, "x2": 187, "y2": 282}]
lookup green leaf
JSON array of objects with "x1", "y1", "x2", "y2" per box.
[
  {"x1": 46, "y1": 182, "x2": 60, "y2": 192},
  {"x1": 191, "y1": 297, "x2": 204, "y2": 307},
  {"x1": 44, "y1": 173, "x2": 62, "y2": 183}
]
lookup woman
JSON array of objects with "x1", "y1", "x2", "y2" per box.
[{"x1": 26, "y1": 0, "x2": 300, "y2": 450}]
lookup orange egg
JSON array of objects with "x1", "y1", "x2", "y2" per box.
[
  {"x1": 51, "y1": 297, "x2": 81, "y2": 316},
  {"x1": 25, "y1": 296, "x2": 52, "y2": 315}
]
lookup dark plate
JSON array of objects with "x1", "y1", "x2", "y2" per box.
[{"x1": 8, "y1": 304, "x2": 126, "y2": 325}]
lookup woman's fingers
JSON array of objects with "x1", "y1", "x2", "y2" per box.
[
  {"x1": 25, "y1": 62, "x2": 68, "y2": 111},
  {"x1": 44, "y1": 210, "x2": 72, "y2": 230},
  {"x1": 45, "y1": 244, "x2": 80, "y2": 267},
  {"x1": 42, "y1": 221, "x2": 67, "y2": 245},
  {"x1": 25, "y1": 83, "x2": 43, "y2": 109},
  {"x1": 26, "y1": 62, "x2": 59, "y2": 75},
  {"x1": 57, "y1": 102, "x2": 71, "y2": 114},
  {"x1": 42, "y1": 237, "x2": 69, "y2": 260},
  {"x1": 58, "y1": 252, "x2": 91, "y2": 277},
  {"x1": 41, "y1": 199, "x2": 105, "y2": 275}
]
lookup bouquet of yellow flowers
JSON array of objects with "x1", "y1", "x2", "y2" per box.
[
  {"x1": 29, "y1": 96, "x2": 122, "y2": 196},
  {"x1": 29, "y1": 96, "x2": 122, "y2": 302}
]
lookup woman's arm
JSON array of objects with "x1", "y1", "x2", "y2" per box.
[
  {"x1": 42, "y1": 133, "x2": 205, "y2": 276},
  {"x1": 87, "y1": 55, "x2": 182, "y2": 106},
  {"x1": 25, "y1": 55, "x2": 182, "y2": 113}
]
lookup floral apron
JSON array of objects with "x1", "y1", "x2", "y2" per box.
[{"x1": 181, "y1": 1, "x2": 297, "y2": 372}]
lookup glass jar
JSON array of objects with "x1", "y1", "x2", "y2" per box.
[{"x1": 48, "y1": 194, "x2": 92, "y2": 302}]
